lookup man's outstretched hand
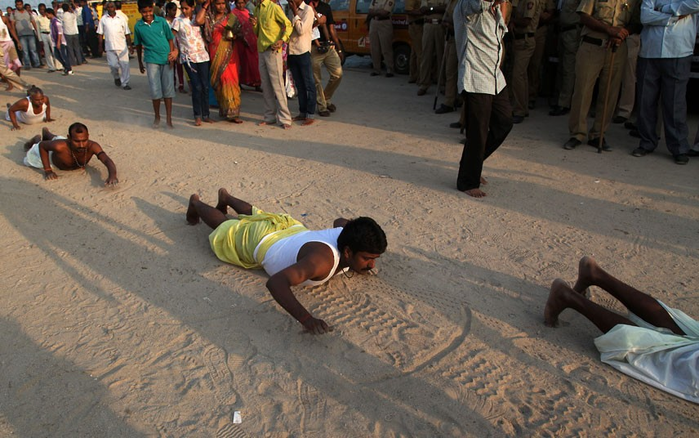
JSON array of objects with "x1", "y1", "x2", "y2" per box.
[{"x1": 302, "y1": 316, "x2": 332, "y2": 334}]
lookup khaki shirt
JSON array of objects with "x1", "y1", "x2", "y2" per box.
[
  {"x1": 512, "y1": 0, "x2": 543, "y2": 33},
  {"x1": 405, "y1": 0, "x2": 422, "y2": 23},
  {"x1": 578, "y1": 0, "x2": 639, "y2": 39},
  {"x1": 421, "y1": 0, "x2": 449, "y2": 20},
  {"x1": 559, "y1": 0, "x2": 581, "y2": 27},
  {"x1": 370, "y1": 0, "x2": 396, "y2": 14}
]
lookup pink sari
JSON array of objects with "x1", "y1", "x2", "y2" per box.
[{"x1": 231, "y1": 7, "x2": 261, "y2": 87}]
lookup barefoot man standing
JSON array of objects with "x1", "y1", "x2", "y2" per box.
[{"x1": 186, "y1": 189, "x2": 387, "y2": 334}]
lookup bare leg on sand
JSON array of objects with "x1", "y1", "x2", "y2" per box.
[
  {"x1": 215, "y1": 188, "x2": 253, "y2": 216},
  {"x1": 544, "y1": 257, "x2": 685, "y2": 335},
  {"x1": 186, "y1": 194, "x2": 228, "y2": 228}
]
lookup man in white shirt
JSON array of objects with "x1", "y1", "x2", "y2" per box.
[
  {"x1": 60, "y1": 3, "x2": 84, "y2": 65},
  {"x1": 36, "y1": 3, "x2": 59, "y2": 71},
  {"x1": 97, "y1": 1, "x2": 132, "y2": 89},
  {"x1": 287, "y1": 0, "x2": 315, "y2": 125}
]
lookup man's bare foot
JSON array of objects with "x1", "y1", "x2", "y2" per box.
[
  {"x1": 166, "y1": 119, "x2": 174, "y2": 129},
  {"x1": 229, "y1": 118, "x2": 243, "y2": 124},
  {"x1": 544, "y1": 278, "x2": 572, "y2": 327},
  {"x1": 463, "y1": 188, "x2": 487, "y2": 198},
  {"x1": 215, "y1": 188, "x2": 229, "y2": 215},
  {"x1": 5, "y1": 82, "x2": 14, "y2": 91},
  {"x1": 573, "y1": 256, "x2": 598, "y2": 294},
  {"x1": 153, "y1": 118, "x2": 161, "y2": 129},
  {"x1": 41, "y1": 126, "x2": 54, "y2": 141},
  {"x1": 480, "y1": 176, "x2": 488, "y2": 185},
  {"x1": 24, "y1": 134, "x2": 41, "y2": 150},
  {"x1": 282, "y1": 124, "x2": 292, "y2": 130},
  {"x1": 203, "y1": 117, "x2": 215, "y2": 124},
  {"x1": 186, "y1": 194, "x2": 201, "y2": 225},
  {"x1": 301, "y1": 119, "x2": 315, "y2": 126},
  {"x1": 258, "y1": 120, "x2": 274, "y2": 126},
  {"x1": 194, "y1": 117, "x2": 202, "y2": 126}
]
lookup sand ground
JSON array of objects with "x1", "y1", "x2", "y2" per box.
[{"x1": 1, "y1": 57, "x2": 698, "y2": 437}]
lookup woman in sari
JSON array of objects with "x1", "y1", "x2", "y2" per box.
[
  {"x1": 231, "y1": 0, "x2": 261, "y2": 90},
  {"x1": 200, "y1": 0, "x2": 243, "y2": 123}
]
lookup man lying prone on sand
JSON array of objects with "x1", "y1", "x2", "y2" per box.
[
  {"x1": 23, "y1": 124, "x2": 119, "y2": 186},
  {"x1": 187, "y1": 189, "x2": 388, "y2": 334}
]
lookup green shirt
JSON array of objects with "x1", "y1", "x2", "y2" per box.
[
  {"x1": 253, "y1": 0, "x2": 292, "y2": 53},
  {"x1": 133, "y1": 15, "x2": 173, "y2": 65}
]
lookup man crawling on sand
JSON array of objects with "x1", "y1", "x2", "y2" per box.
[
  {"x1": 23, "y1": 124, "x2": 119, "y2": 186},
  {"x1": 187, "y1": 189, "x2": 387, "y2": 334},
  {"x1": 545, "y1": 256, "x2": 699, "y2": 403}
]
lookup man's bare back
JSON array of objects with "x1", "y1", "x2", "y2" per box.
[{"x1": 24, "y1": 125, "x2": 119, "y2": 185}]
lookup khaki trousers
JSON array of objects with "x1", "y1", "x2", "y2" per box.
[
  {"x1": 527, "y1": 25, "x2": 548, "y2": 104},
  {"x1": 444, "y1": 36, "x2": 458, "y2": 107},
  {"x1": 259, "y1": 49, "x2": 292, "y2": 125},
  {"x1": 0, "y1": 46, "x2": 29, "y2": 90},
  {"x1": 616, "y1": 33, "x2": 639, "y2": 119},
  {"x1": 568, "y1": 40, "x2": 628, "y2": 141},
  {"x1": 311, "y1": 45, "x2": 343, "y2": 112},
  {"x1": 418, "y1": 23, "x2": 444, "y2": 89},
  {"x1": 369, "y1": 19, "x2": 394, "y2": 74},
  {"x1": 556, "y1": 28, "x2": 580, "y2": 108},
  {"x1": 408, "y1": 23, "x2": 423, "y2": 82},
  {"x1": 511, "y1": 36, "x2": 536, "y2": 117}
]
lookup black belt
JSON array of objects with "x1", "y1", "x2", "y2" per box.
[
  {"x1": 410, "y1": 18, "x2": 424, "y2": 25},
  {"x1": 374, "y1": 16, "x2": 390, "y2": 20},
  {"x1": 582, "y1": 35, "x2": 604, "y2": 46},
  {"x1": 41, "y1": 31, "x2": 50, "y2": 34},
  {"x1": 560, "y1": 24, "x2": 580, "y2": 32},
  {"x1": 513, "y1": 32, "x2": 535, "y2": 40}
]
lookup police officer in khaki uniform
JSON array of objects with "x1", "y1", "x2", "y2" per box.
[
  {"x1": 562, "y1": 0, "x2": 640, "y2": 151},
  {"x1": 416, "y1": 0, "x2": 448, "y2": 96},
  {"x1": 510, "y1": 0, "x2": 545, "y2": 123},
  {"x1": 550, "y1": 0, "x2": 581, "y2": 116},
  {"x1": 405, "y1": 0, "x2": 424, "y2": 83},
  {"x1": 436, "y1": 0, "x2": 458, "y2": 113},
  {"x1": 527, "y1": 0, "x2": 555, "y2": 110},
  {"x1": 369, "y1": 0, "x2": 396, "y2": 76}
]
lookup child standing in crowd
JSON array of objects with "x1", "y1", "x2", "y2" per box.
[
  {"x1": 172, "y1": 0, "x2": 214, "y2": 126},
  {"x1": 165, "y1": 1, "x2": 187, "y2": 93},
  {"x1": 47, "y1": 7, "x2": 73, "y2": 76},
  {"x1": 133, "y1": 0, "x2": 179, "y2": 128}
]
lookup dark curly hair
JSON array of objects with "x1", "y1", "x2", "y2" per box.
[{"x1": 337, "y1": 217, "x2": 387, "y2": 255}]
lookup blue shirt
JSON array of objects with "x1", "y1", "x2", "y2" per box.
[{"x1": 639, "y1": 0, "x2": 699, "y2": 58}]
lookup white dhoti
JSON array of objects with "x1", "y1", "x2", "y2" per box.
[
  {"x1": 23, "y1": 136, "x2": 65, "y2": 169},
  {"x1": 106, "y1": 48, "x2": 130, "y2": 88},
  {"x1": 594, "y1": 301, "x2": 699, "y2": 403}
]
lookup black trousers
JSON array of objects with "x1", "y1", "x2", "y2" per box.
[{"x1": 457, "y1": 88, "x2": 513, "y2": 191}]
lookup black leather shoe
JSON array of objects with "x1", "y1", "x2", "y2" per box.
[
  {"x1": 563, "y1": 138, "x2": 581, "y2": 150},
  {"x1": 588, "y1": 137, "x2": 612, "y2": 151},
  {"x1": 512, "y1": 115, "x2": 525, "y2": 124},
  {"x1": 632, "y1": 147, "x2": 650, "y2": 157},
  {"x1": 629, "y1": 129, "x2": 640, "y2": 138},
  {"x1": 435, "y1": 104, "x2": 454, "y2": 114},
  {"x1": 674, "y1": 154, "x2": 689, "y2": 165},
  {"x1": 613, "y1": 115, "x2": 627, "y2": 124},
  {"x1": 687, "y1": 149, "x2": 699, "y2": 157},
  {"x1": 549, "y1": 106, "x2": 570, "y2": 116}
]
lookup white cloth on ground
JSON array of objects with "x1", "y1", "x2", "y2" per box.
[
  {"x1": 23, "y1": 136, "x2": 65, "y2": 169},
  {"x1": 594, "y1": 301, "x2": 699, "y2": 404}
]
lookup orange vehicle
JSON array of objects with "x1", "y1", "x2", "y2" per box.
[{"x1": 328, "y1": 0, "x2": 412, "y2": 74}]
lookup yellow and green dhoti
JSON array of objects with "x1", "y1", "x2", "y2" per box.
[{"x1": 208, "y1": 207, "x2": 308, "y2": 269}]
